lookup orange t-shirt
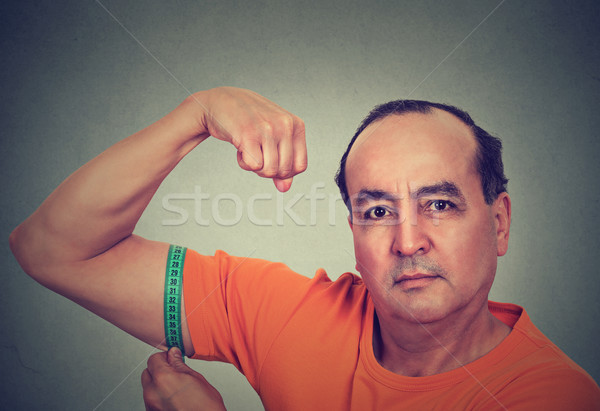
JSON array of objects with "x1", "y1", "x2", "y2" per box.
[{"x1": 183, "y1": 249, "x2": 600, "y2": 410}]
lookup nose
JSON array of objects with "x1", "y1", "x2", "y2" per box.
[{"x1": 391, "y1": 215, "x2": 431, "y2": 257}]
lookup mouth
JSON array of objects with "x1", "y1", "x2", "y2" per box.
[{"x1": 395, "y1": 273, "x2": 440, "y2": 290}]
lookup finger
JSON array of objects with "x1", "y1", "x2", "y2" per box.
[
  {"x1": 142, "y1": 385, "x2": 161, "y2": 411},
  {"x1": 237, "y1": 150, "x2": 250, "y2": 171},
  {"x1": 167, "y1": 347, "x2": 183, "y2": 363},
  {"x1": 167, "y1": 347, "x2": 188, "y2": 372},
  {"x1": 292, "y1": 117, "x2": 308, "y2": 175},
  {"x1": 277, "y1": 138, "x2": 294, "y2": 179},
  {"x1": 141, "y1": 369, "x2": 160, "y2": 411},
  {"x1": 141, "y1": 368, "x2": 153, "y2": 388},
  {"x1": 271, "y1": 134, "x2": 295, "y2": 192},
  {"x1": 146, "y1": 351, "x2": 169, "y2": 373},
  {"x1": 236, "y1": 138, "x2": 263, "y2": 171},
  {"x1": 167, "y1": 347, "x2": 204, "y2": 379},
  {"x1": 257, "y1": 138, "x2": 279, "y2": 178}
]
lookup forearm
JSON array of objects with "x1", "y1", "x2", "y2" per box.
[{"x1": 11, "y1": 94, "x2": 207, "y2": 275}]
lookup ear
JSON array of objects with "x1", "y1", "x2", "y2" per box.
[{"x1": 494, "y1": 193, "x2": 511, "y2": 256}]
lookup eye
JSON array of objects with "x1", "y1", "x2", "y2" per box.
[
  {"x1": 365, "y1": 206, "x2": 389, "y2": 219},
  {"x1": 428, "y1": 200, "x2": 454, "y2": 212}
]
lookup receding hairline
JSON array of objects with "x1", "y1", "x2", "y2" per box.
[
  {"x1": 335, "y1": 98, "x2": 508, "y2": 209},
  {"x1": 345, "y1": 108, "x2": 480, "y2": 175}
]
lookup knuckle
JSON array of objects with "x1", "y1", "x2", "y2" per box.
[
  {"x1": 142, "y1": 390, "x2": 154, "y2": 403},
  {"x1": 260, "y1": 166, "x2": 279, "y2": 178},
  {"x1": 264, "y1": 169, "x2": 279, "y2": 178},
  {"x1": 257, "y1": 120, "x2": 274, "y2": 136},
  {"x1": 278, "y1": 159, "x2": 294, "y2": 176},
  {"x1": 240, "y1": 154, "x2": 263, "y2": 171},
  {"x1": 277, "y1": 114, "x2": 295, "y2": 136},
  {"x1": 279, "y1": 165, "x2": 293, "y2": 177},
  {"x1": 295, "y1": 160, "x2": 308, "y2": 173},
  {"x1": 294, "y1": 117, "x2": 306, "y2": 134}
]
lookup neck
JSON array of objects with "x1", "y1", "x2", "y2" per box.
[{"x1": 372, "y1": 301, "x2": 511, "y2": 377}]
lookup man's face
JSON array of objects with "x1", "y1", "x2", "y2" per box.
[{"x1": 345, "y1": 110, "x2": 510, "y2": 325}]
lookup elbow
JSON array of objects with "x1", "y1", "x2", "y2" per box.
[
  {"x1": 10, "y1": 221, "x2": 74, "y2": 293},
  {"x1": 9, "y1": 224, "x2": 23, "y2": 261},
  {"x1": 9, "y1": 222, "x2": 44, "y2": 281},
  {"x1": 9, "y1": 223, "x2": 30, "y2": 273}
]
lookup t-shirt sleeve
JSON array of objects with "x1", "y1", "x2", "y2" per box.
[
  {"x1": 478, "y1": 367, "x2": 600, "y2": 410},
  {"x1": 182, "y1": 248, "x2": 324, "y2": 388}
]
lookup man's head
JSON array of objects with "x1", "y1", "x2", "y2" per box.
[
  {"x1": 337, "y1": 102, "x2": 512, "y2": 325},
  {"x1": 335, "y1": 100, "x2": 508, "y2": 213}
]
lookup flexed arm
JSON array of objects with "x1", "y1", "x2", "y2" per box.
[{"x1": 9, "y1": 87, "x2": 307, "y2": 355}]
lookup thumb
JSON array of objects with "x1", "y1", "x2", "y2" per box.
[
  {"x1": 273, "y1": 177, "x2": 293, "y2": 192},
  {"x1": 167, "y1": 347, "x2": 188, "y2": 370}
]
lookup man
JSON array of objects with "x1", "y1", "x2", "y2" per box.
[{"x1": 10, "y1": 87, "x2": 600, "y2": 409}]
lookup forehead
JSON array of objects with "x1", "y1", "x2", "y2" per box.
[{"x1": 345, "y1": 110, "x2": 479, "y2": 196}]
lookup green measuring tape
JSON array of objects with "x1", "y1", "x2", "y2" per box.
[{"x1": 164, "y1": 244, "x2": 187, "y2": 356}]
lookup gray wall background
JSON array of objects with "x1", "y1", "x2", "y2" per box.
[{"x1": 2, "y1": 0, "x2": 599, "y2": 409}]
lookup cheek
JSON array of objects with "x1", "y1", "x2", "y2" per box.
[
  {"x1": 441, "y1": 219, "x2": 497, "y2": 279},
  {"x1": 352, "y1": 227, "x2": 393, "y2": 271}
]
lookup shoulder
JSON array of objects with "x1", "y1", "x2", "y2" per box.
[
  {"x1": 486, "y1": 301, "x2": 600, "y2": 410},
  {"x1": 491, "y1": 367, "x2": 600, "y2": 410}
]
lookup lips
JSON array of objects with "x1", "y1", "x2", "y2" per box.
[
  {"x1": 397, "y1": 273, "x2": 439, "y2": 282},
  {"x1": 395, "y1": 273, "x2": 440, "y2": 290}
]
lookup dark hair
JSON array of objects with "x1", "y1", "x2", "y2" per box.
[{"x1": 334, "y1": 100, "x2": 508, "y2": 211}]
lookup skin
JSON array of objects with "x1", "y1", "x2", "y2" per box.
[
  {"x1": 10, "y1": 89, "x2": 512, "y2": 406},
  {"x1": 142, "y1": 348, "x2": 226, "y2": 411},
  {"x1": 9, "y1": 87, "x2": 307, "y2": 409},
  {"x1": 345, "y1": 110, "x2": 512, "y2": 376}
]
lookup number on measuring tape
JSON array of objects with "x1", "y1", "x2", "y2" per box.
[{"x1": 164, "y1": 244, "x2": 186, "y2": 355}]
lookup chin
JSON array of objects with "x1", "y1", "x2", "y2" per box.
[
  {"x1": 392, "y1": 297, "x2": 451, "y2": 325},
  {"x1": 402, "y1": 310, "x2": 447, "y2": 325}
]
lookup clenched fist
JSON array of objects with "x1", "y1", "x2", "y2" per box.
[{"x1": 190, "y1": 87, "x2": 307, "y2": 192}]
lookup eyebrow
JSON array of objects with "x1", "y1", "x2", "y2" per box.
[
  {"x1": 354, "y1": 189, "x2": 399, "y2": 208},
  {"x1": 412, "y1": 181, "x2": 466, "y2": 203},
  {"x1": 353, "y1": 181, "x2": 466, "y2": 208}
]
